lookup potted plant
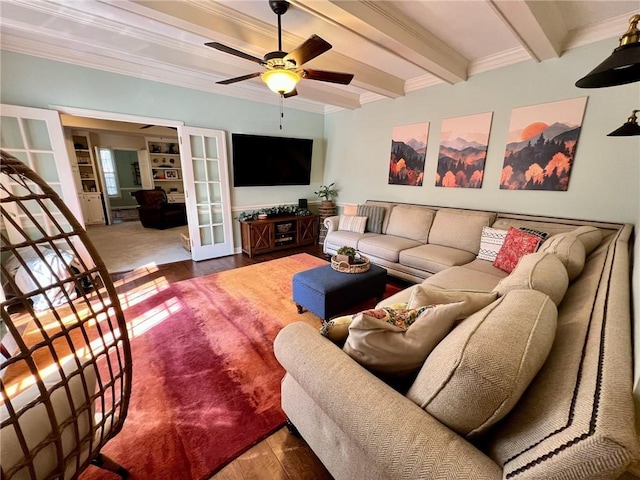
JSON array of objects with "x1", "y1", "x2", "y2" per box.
[
  {"x1": 314, "y1": 183, "x2": 338, "y2": 207},
  {"x1": 336, "y1": 245, "x2": 357, "y2": 265}
]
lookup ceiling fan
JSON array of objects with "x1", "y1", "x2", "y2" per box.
[{"x1": 205, "y1": 0, "x2": 354, "y2": 97}]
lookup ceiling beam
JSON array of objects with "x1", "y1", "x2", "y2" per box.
[
  {"x1": 131, "y1": 0, "x2": 405, "y2": 99},
  {"x1": 298, "y1": 0, "x2": 468, "y2": 84},
  {"x1": 487, "y1": 0, "x2": 566, "y2": 62}
]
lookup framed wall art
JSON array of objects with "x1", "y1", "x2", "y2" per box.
[
  {"x1": 500, "y1": 97, "x2": 588, "y2": 191},
  {"x1": 389, "y1": 122, "x2": 429, "y2": 186},
  {"x1": 436, "y1": 112, "x2": 493, "y2": 188}
]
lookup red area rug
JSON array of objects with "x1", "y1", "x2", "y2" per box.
[{"x1": 80, "y1": 253, "x2": 400, "y2": 480}]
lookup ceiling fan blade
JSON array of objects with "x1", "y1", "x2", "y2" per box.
[
  {"x1": 283, "y1": 88, "x2": 298, "y2": 98},
  {"x1": 301, "y1": 69, "x2": 354, "y2": 85},
  {"x1": 140, "y1": 125, "x2": 177, "y2": 131},
  {"x1": 284, "y1": 34, "x2": 332, "y2": 67},
  {"x1": 216, "y1": 72, "x2": 262, "y2": 85},
  {"x1": 205, "y1": 42, "x2": 265, "y2": 65}
]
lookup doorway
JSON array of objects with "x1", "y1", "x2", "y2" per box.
[
  {"x1": 61, "y1": 115, "x2": 190, "y2": 272},
  {"x1": 58, "y1": 106, "x2": 235, "y2": 268}
]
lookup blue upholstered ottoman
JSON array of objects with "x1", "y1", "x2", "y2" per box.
[{"x1": 292, "y1": 264, "x2": 387, "y2": 320}]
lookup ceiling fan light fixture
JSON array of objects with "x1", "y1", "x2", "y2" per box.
[
  {"x1": 576, "y1": 14, "x2": 640, "y2": 88},
  {"x1": 262, "y1": 69, "x2": 300, "y2": 94},
  {"x1": 607, "y1": 109, "x2": 640, "y2": 136}
]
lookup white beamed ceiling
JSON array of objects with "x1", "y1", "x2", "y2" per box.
[{"x1": 1, "y1": 0, "x2": 638, "y2": 114}]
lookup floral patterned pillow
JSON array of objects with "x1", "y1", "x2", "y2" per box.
[
  {"x1": 358, "y1": 305, "x2": 433, "y2": 330},
  {"x1": 493, "y1": 227, "x2": 542, "y2": 273}
]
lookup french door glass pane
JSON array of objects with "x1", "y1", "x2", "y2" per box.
[
  {"x1": 23, "y1": 119, "x2": 52, "y2": 150},
  {"x1": 204, "y1": 137, "x2": 218, "y2": 158},
  {"x1": 193, "y1": 159, "x2": 205, "y2": 179},
  {"x1": 213, "y1": 225, "x2": 224, "y2": 243},
  {"x1": 206, "y1": 160, "x2": 220, "y2": 181},
  {"x1": 209, "y1": 183, "x2": 221, "y2": 203},
  {"x1": 0, "y1": 117, "x2": 23, "y2": 149},
  {"x1": 190, "y1": 136, "x2": 204, "y2": 158},
  {"x1": 194, "y1": 183, "x2": 208, "y2": 204},
  {"x1": 197, "y1": 206, "x2": 210, "y2": 225},
  {"x1": 199, "y1": 226, "x2": 212, "y2": 246},
  {"x1": 32, "y1": 152, "x2": 59, "y2": 183}
]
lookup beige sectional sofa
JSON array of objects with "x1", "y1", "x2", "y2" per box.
[{"x1": 274, "y1": 201, "x2": 637, "y2": 479}]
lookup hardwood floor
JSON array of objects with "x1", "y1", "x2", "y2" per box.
[{"x1": 111, "y1": 244, "x2": 339, "y2": 480}]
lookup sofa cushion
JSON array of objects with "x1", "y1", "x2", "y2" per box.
[
  {"x1": 343, "y1": 302, "x2": 463, "y2": 375},
  {"x1": 571, "y1": 225, "x2": 602, "y2": 255},
  {"x1": 407, "y1": 289, "x2": 557, "y2": 437},
  {"x1": 325, "y1": 230, "x2": 377, "y2": 251},
  {"x1": 385, "y1": 205, "x2": 435, "y2": 243},
  {"x1": 356, "y1": 204, "x2": 386, "y2": 234},
  {"x1": 493, "y1": 252, "x2": 569, "y2": 306},
  {"x1": 493, "y1": 227, "x2": 542, "y2": 273},
  {"x1": 538, "y1": 232, "x2": 586, "y2": 281},
  {"x1": 428, "y1": 209, "x2": 495, "y2": 254},
  {"x1": 423, "y1": 266, "x2": 505, "y2": 291},
  {"x1": 408, "y1": 285, "x2": 498, "y2": 320},
  {"x1": 476, "y1": 226, "x2": 508, "y2": 261},
  {"x1": 399, "y1": 244, "x2": 476, "y2": 274},
  {"x1": 357, "y1": 235, "x2": 422, "y2": 262},
  {"x1": 338, "y1": 215, "x2": 367, "y2": 233},
  {"x1": 461, "y1": 259, "x2": 509, "y2": 277}
]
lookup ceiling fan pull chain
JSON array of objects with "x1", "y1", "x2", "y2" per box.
[{"x1": 279, "y1": 94, "x2": 284, "y2": 130}]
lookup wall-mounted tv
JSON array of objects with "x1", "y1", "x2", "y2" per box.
[{"x1": 231, "y1": 133, "x2": 313, "y2": 187}]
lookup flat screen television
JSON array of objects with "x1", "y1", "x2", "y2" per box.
[{"x1": 231, "y1": 133, "x2": 313, "y2": 187}]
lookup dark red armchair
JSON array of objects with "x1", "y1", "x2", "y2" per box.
[{"x1": 132, "y1": 189, "x2": 187, "y2": 230}]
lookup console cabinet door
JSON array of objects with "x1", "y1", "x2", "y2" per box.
[
  {"x1": 250, "y1": 223, "x2": 273, "y2": 252},
  {"x1": 298, "y1": 216, "x2": 317, "y2": 244}
]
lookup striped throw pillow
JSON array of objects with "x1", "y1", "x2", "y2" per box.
[
  {"x1": 338, "y1": 215, "x2": 368, "y2": 233},
  {"x1": 356, "y1": 205, "x2": 386, "y2": 234}
]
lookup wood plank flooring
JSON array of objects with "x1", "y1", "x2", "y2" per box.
[{"x1": 111, "y1": 244, "x2": 337, "y2": 480}]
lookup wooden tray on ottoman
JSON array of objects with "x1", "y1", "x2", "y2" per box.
[{"x1": 331, "y1": 254, "x2": 370, "y2": 274}]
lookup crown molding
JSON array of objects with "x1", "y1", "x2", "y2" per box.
[
  {"x1": 2, "y1": 34, "x2": 327, "y2": 115},
  {"x1": 469, "y1": 46, "x2": 532, "y2": 75},
  {"x1": 563, "y1": 12, "x2": 637, "y2": 50}
]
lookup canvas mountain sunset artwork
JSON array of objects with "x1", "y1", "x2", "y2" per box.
[
  {"x1": 501, "y1": 97, "x2": 587, "y2": 191},
  {"x1": 389, "y1": 122, "x2": 429, "y2": 186},
  {"x1": 436, "y1": 112, "x2": 493, "y2": 188}
]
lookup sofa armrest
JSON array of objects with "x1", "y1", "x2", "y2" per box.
[
  {"x1": 274, "y1": 322, "x2": 502, "y2": 480},
  {"x1": 324, "y1": 215, "x2": 339, "y2": 233}
]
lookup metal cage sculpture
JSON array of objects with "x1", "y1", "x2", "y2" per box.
[{"x1": 0, "y1": 152, "x2": 132, "y2": 479}]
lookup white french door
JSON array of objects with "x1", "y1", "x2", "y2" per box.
[
  {"x1": 0, "y1": 104, "x2": 93, "y2": 267},
  {"x1": 178, "y1": 127, "x2": 234, "y2": 261}
]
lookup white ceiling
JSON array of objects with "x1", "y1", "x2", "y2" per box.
[{"x1": 1, "y1": 0, "x2": 638, "y2": 114}]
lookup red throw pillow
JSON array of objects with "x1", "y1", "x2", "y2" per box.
[{"x1": 493, "y1": 227, "x2": 542, "y2": 273}]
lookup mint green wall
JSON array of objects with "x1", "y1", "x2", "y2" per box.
[
  {"x1": 324, "y1": 39, "x2": 639, "y2": 225},
  {"x1": 323, "y1": 38, "x2": 640, "y2": 404},
  {"x1": 0, "y1": 51, "x2": 325, "y2": 208}
]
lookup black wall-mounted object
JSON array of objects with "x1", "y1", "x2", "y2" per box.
[{"x1": 231, "y1": 133, "x2": 313, "y2": 187}]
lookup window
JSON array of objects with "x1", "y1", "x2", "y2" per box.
[{"x1": 98, "y1": 148, "x2": 120, "y2": 197}]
